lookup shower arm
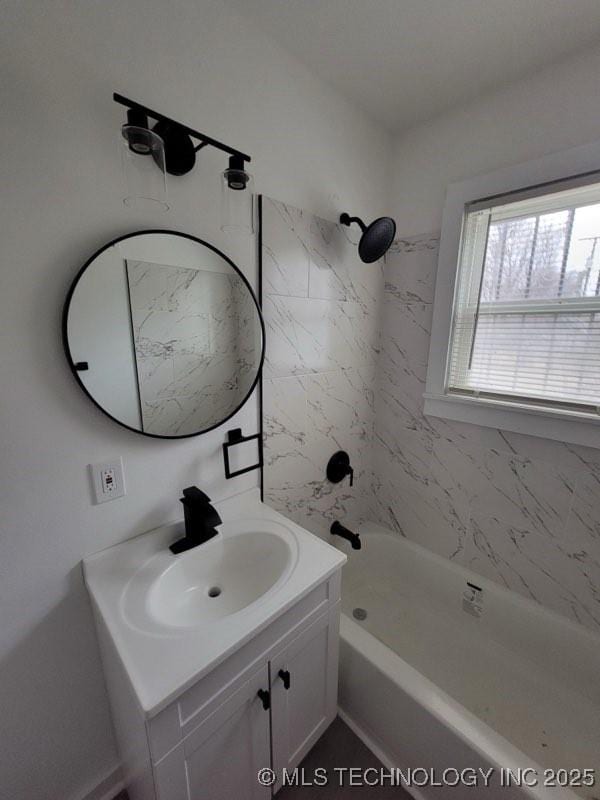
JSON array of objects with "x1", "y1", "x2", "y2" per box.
[{"x1": 339, "y1": 213, "x2": 367, "y2": 232}]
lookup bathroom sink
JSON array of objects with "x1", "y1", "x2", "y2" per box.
[
  {"x1": 83, "y1": 490, "x2": 346, "y2": 715},
  {"x1": 148, "y1": 530, "x2": 293, "y2": 628},
  {"x1": 122, "y1": 517, "x2": 298, "y2": 634}
]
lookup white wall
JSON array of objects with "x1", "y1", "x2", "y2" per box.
[
  {"x1": 0, "y1": 2, "x2": 390, "y2": 798},
  {"x1": 389, "y1": 44, "x2": 600, "y2": 235}
]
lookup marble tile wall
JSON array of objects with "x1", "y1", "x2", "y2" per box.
[
  {"x1": 262, "y1": 197, "x2": 383, "y2": 539},
  {"x1": 127, "y1": 260, "x2": 257, "y2": 436},
  {"x1": 262, "y1": 201, "x2": 600, "y2": 635},
  {"x1": 372, "y1": 234, "x2": 600, "y2": 635}
]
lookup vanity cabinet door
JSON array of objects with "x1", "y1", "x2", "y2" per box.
[
  {"x1": 269, "y1": 604, "x2": 340, "y2": 787},
  {"x1": 154, "y1": 663, "x2": 271, "y2": 800}
]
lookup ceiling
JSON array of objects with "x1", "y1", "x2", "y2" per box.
[{"x1": 227, "y1": 0, "x2": 600, "y2": 133}]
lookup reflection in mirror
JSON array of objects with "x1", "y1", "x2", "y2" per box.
[{"x1": 64, "y1": 232, "x2": 264, "y2": 438}]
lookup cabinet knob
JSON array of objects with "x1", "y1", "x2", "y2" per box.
[
  {"x1": 257, "y1": 689, "x2": 270, "y2": 711},
  {"x1": 278, "y1": 669, "x2": 291, "y2": 690}
]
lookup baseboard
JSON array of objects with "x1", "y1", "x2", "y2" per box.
[
  {"x1": 337, "y1": 707, "x2": 427, "y2": 800},
  {"x1": 77, "y1": 764, "x2": 124, "y2": 800}
]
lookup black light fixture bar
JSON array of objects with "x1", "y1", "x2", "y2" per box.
[{"x1": 114, "y1": 92, "x2": 252, "y2": 164}]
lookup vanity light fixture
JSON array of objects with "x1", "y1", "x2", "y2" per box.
[
  {"x1": 224, "y1": 155, "x2": 251, "y2": 190},
  {"x1": 221, "y1": 155, "x2": 254, "y2": 235},
  {"x1": 122, "y1": 109, "x2": 156, "y2": 155},
  {"x1": 115, "y1": 93, "x2": 253, "y2": 229},
  {"x1": 121, "y1": 108, "x2": 169, "y2": 210}
]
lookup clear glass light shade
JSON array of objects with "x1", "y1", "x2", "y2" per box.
[
  {"x1": 120, "y1": 126, "x2": 169, "y2": 211},
  {"x1": 221, "y1": 169, "x2": 254, "y2": 234}
]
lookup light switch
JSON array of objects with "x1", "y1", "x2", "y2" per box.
[{"x1": 90, "y1": 458, "x2": 126, "y2": 504}]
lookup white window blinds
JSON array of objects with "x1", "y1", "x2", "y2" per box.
[{"x1": 447, "y1": 178, "x2": 600, "y2": 414}]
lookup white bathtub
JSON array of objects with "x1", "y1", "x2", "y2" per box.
[{"x1": 337, "y1": 524, "x2": 600, "y2": 800}]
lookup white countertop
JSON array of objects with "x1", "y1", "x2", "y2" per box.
[{"x1": 83, "y1": 489, "x2": 346, "y2": 718}]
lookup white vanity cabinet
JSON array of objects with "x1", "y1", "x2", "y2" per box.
[
  {"x1": 84, "y1": 492, "x2": 347, "y2": 800},
  {"x1": 269, "y1": 609, "x2": 339, "y2": 782},
  {"x1": 99, "y1": 571, "x2": 342, "y2": 800},
  {"x1": 153, "y1": 663, "x2": 272, "y2": 800}
]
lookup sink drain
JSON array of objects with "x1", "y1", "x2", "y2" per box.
[
  {"x1": 353, "y1": 607, "x2": 367, "y2": 621},
  {"x1": 207, "y1": 586, "x2": 222, "y2": 598}
]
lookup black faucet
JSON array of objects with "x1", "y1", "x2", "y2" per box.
[
  {"x1": 169, "y1": 486, "x2": 222, "y2": 554},
  {"x1": 330, "y1": 521, "x2": 361, "y2": 550}
]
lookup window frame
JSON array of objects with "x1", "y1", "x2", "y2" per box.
[{"x1": 424, "y1": 139, "x2": 600, "y2": 449}]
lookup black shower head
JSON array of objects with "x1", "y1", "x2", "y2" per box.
[{"x1": 340, "y1": 212, "x2": 396, "y2": 263}]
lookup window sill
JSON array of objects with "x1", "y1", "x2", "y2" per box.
[{"x1": 423, "y1": 392, "x2": 600, "y2": 450}]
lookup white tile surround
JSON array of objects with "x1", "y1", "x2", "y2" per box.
[
  {"x1": 263, "y1": 200, "x2": 600, "y2": 635},
  {"x1": 262, "y1": 196, "x2": 382, "y2": 539},
  {"x1": 374, "y1": 234, "x2": 600, "y2": 634}
]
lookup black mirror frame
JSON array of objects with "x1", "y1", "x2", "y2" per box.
[{"x1": 62, "y1": 229, "x2": 266, "y2": 440}]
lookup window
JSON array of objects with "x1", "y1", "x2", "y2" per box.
[
  {"x1": 424, "y1": 140, "x2": 600, "y2": 449},
  {"x1": 449, "y1": 180, "x2": 600, "y2": 413}
]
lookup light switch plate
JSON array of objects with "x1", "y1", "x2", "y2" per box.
[{"x1": 90, "y1": 458, "x2": 126, "y2": 504}]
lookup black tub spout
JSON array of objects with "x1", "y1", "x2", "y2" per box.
[{"x1": 330, "y1": 520, "x2": 361, "y2": 550}]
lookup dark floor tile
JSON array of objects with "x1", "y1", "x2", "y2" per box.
[{"x1": 277, "y1": 717, "x2": 410, "y2": 798}]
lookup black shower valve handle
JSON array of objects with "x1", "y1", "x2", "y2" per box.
[{"x1": 327, "y1": 450, "x2": 354, "y2": 487}]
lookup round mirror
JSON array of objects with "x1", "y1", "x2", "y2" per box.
[{"x1": 63, "y1": 230, "x2": 264, "y2": 438}]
